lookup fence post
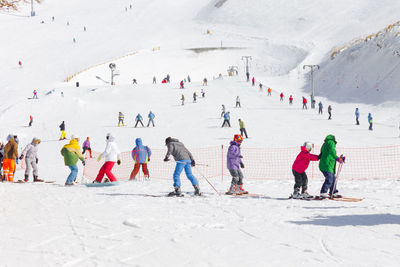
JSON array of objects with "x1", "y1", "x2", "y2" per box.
[{"x1": 221, "y1": 144, "x2": 224, "y2": 182}]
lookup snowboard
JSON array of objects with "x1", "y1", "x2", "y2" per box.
[{"x1": 85, "y1": 182, "x2": 119, "y2": 187}]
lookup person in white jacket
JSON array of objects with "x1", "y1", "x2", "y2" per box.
[
  {"x1": 19, "y1": 137, "x2": 43, "y2": 182},
  {"x1": 94, "y1": 133, "x2": 121, "y2": 183}
]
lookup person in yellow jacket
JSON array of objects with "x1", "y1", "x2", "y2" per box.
[
  {"x1": 3, "y1": 134, "x2": 19, "y2": 182},
  {"x1": 59, "y1": 121, "x2": 66, "y2": 140},
  {"x1": 61, "y1": 135, "x2": 85, "y2": 186},
  {"x1": 238, "y1": 119, "x2": 248, "y2": 138}
]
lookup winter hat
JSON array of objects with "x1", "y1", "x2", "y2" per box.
[
  {"x1": 106, "y1": 133, "x2": 115, "y2": 142},
  {"x1": 303, "y1": 141, "x2": 312, "y2": 151},
  {"x1": 71, "y1": 134, "x2": 80, "y2": 141},
  {"x1": 233, "y1": 134, "x2": 243, "y2": 144},
  {"x1": 32, "y1": 137, "x2": 41, "y2": 144},
  {"x1": 165, "y1": 137, "x2": 172, "y2": 145},
  {"x1": 6, "y1": 134, "x2": 14, "y2": 141}
]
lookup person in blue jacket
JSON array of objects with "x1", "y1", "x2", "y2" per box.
[
  {"x1": 130, "y1": 138, "x2": 151, "y2": 180},
  {"x1": 355, "y1": 108, "x2": 360, "y2": 125},
  {"x1": 147, "y1": 111, "x2": 155, "y2": 127},
  {"x1": 135, "y1": 113, "x2": 144, "y2": 127},
  {"x1": 222, "y1": 112, "x2": 231, "y2": 127},
  {"x1": 368, "y1": 113, "x2": 373, "y2": 130}
]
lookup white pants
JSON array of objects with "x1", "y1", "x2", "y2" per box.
[{"x1": 25, "y1": 158, "x2": 38, "y2": 177}]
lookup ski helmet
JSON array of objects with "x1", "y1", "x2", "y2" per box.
[
  {"x1": 303, "y1": 141, "x2": 312, "y2": 151},
  {"x1": 233, "y1": 134, "x2": 243, "y2": 144}
]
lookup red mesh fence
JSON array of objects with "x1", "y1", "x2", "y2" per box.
[{"x1": 83, "y1": 145, "x2": 400, "y2": 181}]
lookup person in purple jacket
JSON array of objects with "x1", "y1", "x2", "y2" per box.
[
  {"x1": 82, "y1": 137, "x2": 92, "y2": 158},
  {"x1": 226, "y1": 134, "x2": 248, "y2": 195},
  {"x1": 130, "y1": 138, "x2": 152, "y2": 180}
]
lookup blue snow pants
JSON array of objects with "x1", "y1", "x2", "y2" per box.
[
  {"x1": 66, "y1": 165, "x2": 78, "y2": 184},
  {"x1": 320, "y1": 171, "x2": 338, "y2": 194},
  {"x1": 173, "y1": 160, "x2": 199, "y2": 188}
]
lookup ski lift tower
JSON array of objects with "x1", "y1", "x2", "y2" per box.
[
  {"x1": 303, "y1": 64, "x2": 320, "y2": 109},
  {"x1": 109, "y1": 63, "x2": 119, "y2": 85},
  {"x1": 31, "y1": 0, "x2": 36, "y2": 16}
]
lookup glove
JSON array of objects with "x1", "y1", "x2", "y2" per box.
[
  {"x1": 97, "y1": 155, "x2": 101, "y2": 162},
  {"x1": 36, "y1": 158, "x2": 38, "y2": 164},
  {"x1": 148, "y1": 158, "x2": 150, "y2": 162},
  {"x1": 117, "y1": 159, "x2": 121, "y2": 165},
  {"x1": 19, "y1": 155, "x2": 24, "y2": 160},
  {"x1": 191, "y1": 160, "x2": 195, "y2": 167},
  {"x1": 239, "y1": 155, "x2": 243, "y2": 158},
  {"x1": 341, "y1": 156, "x2": 346, "y2": 163},
  {"x1": 163, "y1": 157, "x2": 170, "y2": 162},
  {"x1": 82, "y1": 161, "x2": 86, "y2": 166},
  {"x1": 240, "y1": 162, "x2": 245, "y2": 168},
  {"x1": 318, "y1": 154, "x2": 321, "y2": 160},
  {"x1": 336, "y1": 157, "x2": 343, "y2": 163}
]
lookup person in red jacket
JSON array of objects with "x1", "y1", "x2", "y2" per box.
[
  {"x1": 280, "y1": 92, "x2": 284, "y2": 101},
  {"x1": 180, "y1": 80, "x2": 184, "y2": 89},
  {"x1": 251, "y1": 77, "x2": 255, "y2": 86},
  {"x1": 302, "y1": 97, "x2": 308, "y2": 109},
  {"x1": 291, "y1": 142, "x2": 319, "y2": 199},
  {"x1": 289, "y1": 95, "x2": 293, "y2": 104}
]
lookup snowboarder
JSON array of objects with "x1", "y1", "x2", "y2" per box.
[
  {"x1": 61, "y1": 135, "x2": 85, "y2": 186},
  {"x1": 289, "y1": 95, "x2": 293, "y2": 105},
  {"x1": 259, "y1": 83, "x2": 263, "y2": 92},
  {"x1": 193, "y1": 92, "x2": 197, "y2": 103},
  {"x1": 163, "y1": 137, "x2": 201, "y2": 196},
  {"x1": 59, "y1": 121, "x2": 66, "y2": 140},
  {"x1": 166, "y1": 74, "x2": 170, "y2": 83},
  {"x1": 180, "y1": 80, "x2": 184, "y2": 89},
  {"x1": 135, "y1": 113, "x2": 144, "y2": 127},
  {"x1": 318, "y1": 101, "x2": 323, "y2": 114},
  {"x1": 82, "y1": 137, "x2": 92, "y2": 158},
  {"x1": 302, "y1": 97, "x2": 307, "y2": 109},
  {"x1": 130, "y1": 138, "x2": 151, "y2": 180},
  {"x1": 267, "y1": 88, "x2": 271, "y2": 96},
  {"x1": 355, "y1": 108, "x2": 360, "y2": 125},
  {"x1": 226, "y1": 134, "x2": 247, "y2": 194},
  {"x1": 280, "y1": 92, "x2": 284, "y2": 101},
  {"x1": 147, "y1": 111, "x2": 155, "y2": 127},
  {"x1": 328, "y1": 105, "x2": 332, "y2": 120},
  {"x1": 153, "y1": 76, "x2": 156, "y2": 84},
  {"x1": 238, "y1": 119, "x2": 248, "y2": 138},
  {"x1": 19, "y1": 137, "x2": 43, "y2": 182},
  {"x1": 319, "y1": 135, "x2": 345, "y2": 198},
  {"x1": 291, "y1": 142, "x2": 319, "y2": 199},
  {"x1": 246, "y1": 72, "x2": 250, "y2": 82},
  {"x1": 368, "y1": 113, "x2": 373, "y2": 130},
  {"x1": 187, "y1": 75, "x2": 191, "y2": 83},
  {"x1": 94, "y1": 133, "x2": 121, "y2": 183},
  {"x1": 181, "y1": 94, "x2": 185, "y2": 105},
  {"x1": 203, "y1": 78, "x2": 208, "y2": 86},
  {"x1": 221, "y1": 104, "x2": 226, "y2": 117},
  {"x1": 29, "y1": 115, "x2": 33, "y2": 127},
  {"x1": 236, "y1": 96, "x2": 241, "y2": 108},
  {"x1": 118, "y1": 112, "x2": 125, "y2": 126},
  {"x1": 201, "y1": 89, "x2": 205, "y2": 98},
  {"x1": 222, "y1": 112, "x2": 231, "y2": 127},
  {"x1": 2, "y1": 135, "x2": 18, "y2": 182},
  {"x1": 252, "y1": 77, "x2": 255, "y2": 86},
  {"x1": 33, "y1": 90, "x2": 38, "y2": 99}
]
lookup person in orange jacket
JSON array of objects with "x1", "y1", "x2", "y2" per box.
[
  {"x1": 29, "y1": 115, "x2": 33, "y2": 127},
  {"x1": 267, "y1": 88, "x2": 272, "y2": 96},
  {"x1": 2, "y1": 134, "x2": 19, "y2": 182}
]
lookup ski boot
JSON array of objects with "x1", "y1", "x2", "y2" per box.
[
  {"x1": 194, "y1": 184, "x2": 202, "y2": 196},
  {"x1": 92, "y1": 179, "x2": 101, "y2": 184},
  {"x1": 301, "y1": 191, "x2": 313, "y2": 199},
  {"x1": 330, "y1": 192, "x2": 343, "y2": 198},
  {"x1": 291, "y1": 188, "x2": 301, "y2": 199},
  {"x1": 319, "y1": 192, "x2": 329, "y2": 199},
  {"x1": 237, "y1": 184, "x2": 248, "y2": 194},
  {"x1": 33, "y1": 175, "x2": 43, "y2": 182},
  {"x1": 24, "y1": 174, "x2": 29, "y2": 182},
  {"x1": 168, "y1": 187, "x2": 183, "y2": 197},
  {"x1": 65, "y1": 182, "x2": 74, "y2": 186},
  {"x1": 226, "y1": 184, "x2": 240, "y2": 195}
]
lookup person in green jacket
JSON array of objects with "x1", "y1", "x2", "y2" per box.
[
  {"x1": 238, "y1": 119, "x2": 248, "y2": 138},
  {"x1": 61, "y1": 135, "x2": 85, "y2": 186},
  {"x1": 319, "y1": 134, "x2": 345, "y2": 197}
]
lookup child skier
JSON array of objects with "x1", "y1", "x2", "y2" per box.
[
  {"x1": 94, "y1": 133, "x2": 121, "y2": 183},
  {"x1": 147, "y1": 111, "x2": 155, "y2": 127},
  {"x1": 61, "y1": 135, "x2": 85, "y2": 186},
  {"x1": 2, "y1": 134, "x2": 18, "y2": 182},
  {"x1": 59, "y1": 121, "x2": 66, "y2": 140},
  {"x1": 118, "y1": 112, "x2": 125, "y2": 126},
  {"x1": 164, "y1": 137, "x2": 201, "y2": 196},
  {"x1": 135, "y1": 113, "x2": 144, "y2": 127},
  {"x1": 226, "y1": 134, "x2": 247, "y2": 194},
  {"x1": 130, "y1": 138, "x2": 151, "y2": 180},
  {"x1": 291, "y1": 142, "x2": 319, "y2": 199},
  {"x1": 20, "y1": 137, "x2": 43, "y2": 182},
  {"x1": 82, "y1": 137, "x2": 92, "y2": 158}
]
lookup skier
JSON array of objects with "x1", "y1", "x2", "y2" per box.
[
  {"x1": 82, "y1": 137, "x2": 92, "y2": 158},
  {"x1": 319, "y1": 134, "x2": 345, "y2": 198},
  {"x1": 246, "y1": 72, "x2": 250, "y2": 82},
  {"x1": 226, "y1": 134, "x2": 247, "y2": 194},
  {"x1": 118, "y1": 112, "x2": 125, "y2": 126},
  {"x1": 368, "y1": 113, "x2": 373, "y2": 130},
  {"x1": 29, "y1": 115, "x2": 33, "y2": 127},
  {"x1": 179, "y1": 80, "x2": 184, "y2": 89},
  {"x1": 267, "y1": 88, "x2": 271, "y2": 96},
  {"x1": 166, "y1": 74, "x2": 170, "y2": 83},
  {"x1": 132, "y1": 79, "x2": 137, "y2": 84},
  {"x1": 33, "y1": 90, "x2": 38, "y2": 99},
  {"x1": 318, "y1": 101, "x2": 323, "y2": 114},
  {"x1": 18, "y1": 61, "x2": 22, "y2": 68},
  {"x1": 59, "y1": 121, "x2": 66, "y2": 140},
  {"x1": 235, "y1": 96, "x2": 241, "y2": 108},
  {"x1": 130, "y1": 138, "x2": 151, "y2": 180},
  {"x1": 238, "y1": 119, "x2": 248, "y2": 138},
  {"x1": 19, "y1": 137, "x2": 43, "y2": 182},
  {"x1": 181, "y1": 94, "x2": 185, "y2": 105},
  {"x1": 259, "y1": 83, "x2": 263, "y2": 92},
  {"x1": 134, "y1": 113, "x2": 144, "y2": 127},
  {"x1": 201, "y1": 89, "x2": 205, "y2": 98},
  {"x1": 203, "y1": 78, "x2": 208, "y2": 86},
  {"x1": 252, "y1": 77, "x2": 255, "y2": 86},
  {"x1": 187, "y1": 75, "x2": 191, "y2": 83},
  {"x1": 84, "y1": 26, "x2": 86, "y2": 31},
  {"x1": 94, "y1": 133, "x2": 121, "y2": 183},
  {"x1": 147, "y1": 111, "x2": 155, "y2": 127},
  {"x1": 193, "y1": 92, "x2": 197, "y2": 103},
  {"x1": 163, "y1": 137, "x2": 201, "y2": 196},
  {"x1": 153, "y1": 76, "x2": 156, "y2": 84},
  {"x1": 291, "y1": 142, "x2": 319, "y2": 199},
  {"x1": 60, "y1": 134, "x2": 85, "y2": 186},
  {"x1": 73, "y1": 37, "x2": 76, "y2": 43},
  {"x1": 61, "y1": 91, "x2": 64, "y2": 97},
  {"x1": 328, "y1": 105, "x2": 332, "y2": 120},
  {"x1": 221, "y1": 112, "x2": 231, "y2": 127},
  {"x1": 2, "y1": 135, "x2": 18, "y2": 182},
  {"x1": 355, "y1": 108, "x2": 360, "y2": 125},
  {"x1": 280, "y1": 92, "x2": 284, "y2": 101},
  {"x1": 221, "y1": 104, "x2": 226, "y2": 117},
  {"x1": 302, "y1": 97, "x2": 308, "y2": 109},
  {"x1": 289, "y1": 95, "x2": 293, "y2": 105}
]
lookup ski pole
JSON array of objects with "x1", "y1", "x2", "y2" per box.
[
  {"x1": 195, "y1": 163, "x2": 209, "y2": 167},
  {"x1": 194, "y1": 168, "x2": 220, "y2": 195},
  {"x1": 330, "y1": 162, "x2": 343, "y2": 198}
]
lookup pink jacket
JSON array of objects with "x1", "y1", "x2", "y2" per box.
[{"x1": 292, "y1": 146, "x2": 319, "y2": 173}]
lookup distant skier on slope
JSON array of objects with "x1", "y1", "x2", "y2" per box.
[
  {"x1": 180, "y1": 80, "x2": 184, "y2": 89},
  {"x1": 33, "y1": 90, "x2": 38, "y2": 99},
  {"x1": 328, "y1": 105, "x2": 332, "y2": 120},
  {"x1": 291, "y1": 142, "x2": 319, "y2": 199},
  {"x1": 135, "y1": 113, "x2": 144, "y2": 128},
  {"x1": 59, "y1": 121, "x2": 66, "y2": 140},
  {"x1": 201, "y1": 89, "x2": 205, "y2": 98},
  {"x1": 236, "y1": 96, "x2": 241, "y2": 108},
  {"x1": 226, "y1": 134, "x2": 248, "y2": 195},
  {"x1": 193, "y1": 92, "x2": 197, "y2": 103},
  {"x1": 355, "y1": 108, "x2": 360, "y2": 125},
  {"x1": 302, "y1": 97, "x2": 307, "y2": 109},
  {"x1": 289, "y1": 95, "x2": 293, "y2": 105},
  {"x1": 222, "y1": 112, "x2": 231, "y2": 127},
  {"x1": 368, "y1": 113, "x2": 373, "y2": 130},
  {"x1": 252, "y1": 77, "x2": 255, "y2": 86},
  {"x1": 153, "y1": 76, "x2": 156, "y2": 84},
  {"x1": 29, "y1": 115, "x2": 33, "y2": 127},
  {"x1": 61, "y1": 135, "x2": 85, "y2": 186},
  {"x1": 203, "y1": 78, "x2": 208, "y2": 86},
  {"x1": 318, "y1": 101, "x2": 323, "y2": 114},
  {"x1": 181, "y1": 94, "x2": 185, "y2": 106},
  {"x1": 130, "y1": 138, "x2": 151, "y2": 180},
  {"x1": 259, "y1": 83, "x2": 263, "y2": 92},
  {"x1": 20, "y1": 137, "x2": 43, "y2": 182},
  {"x1": 238, "y1": 119, "x2": 248, "y2": 138},
  {"x1": 163, "y1": 137, "x2": 201, "y2": 196},
  {"x1": 221, "y1": 104, "x2": 226, "y2": 117},
  {"x1": 267, "y1": 87, "x2": 271, "y2": 96},
  {"x1": 94, "y1": 133, "x2": 121, "y2": 183},
  {"x1": 246, "y1": 72, "x2": 250, "y2": 82},
  {"x1": 147, "y1": 111, "x2": 155, "y2": 127},
  {"x1": 280, "y1": 92, "x2": 284, "y2": 101},
  {"x1": 82, "y1": 137, "x2": 92, "y2": 158},
  {"x1": 187, "y1": 75, "x2": 191, "y2": 83},
  {"x1": 118, "y1": 112, "x2": 125, "y2": 127}
]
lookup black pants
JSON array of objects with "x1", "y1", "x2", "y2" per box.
[
  {"x1": 240, "y1": 128, "x2": 248, "y2": 138},
  {"x1": 303, "y1": 103, "x2": 307, "y2": 109},
  {"x1": 356, "y1": 118, "x2": 359, "y2": 125},
  {"x1": 318, "y1": 108, "x2": 322, "y2": 114},
  {"x1": 236, "y1": 102, "x2": 241, "y2": 108},
  {"x1": 29, "y1": 121, "x2": 32, "y2": 127},
  {"x1": 147, "y1": 119, "x2": 155, "y2": 127},
  {"x1": 222, "y1": 119, "x2": 231, "y2": 127},
  {"x1": 328, "y1": 111, "x2": 331, "y2": 120},
  {"x1": 135, "y1": 120, "x2": 144, "y2": 127},
  {"x1": 293, "y1": 170, "x2": 308, "y2": 193},
  {"x1": 369, "y1": 122, "x2": 373, "y2": 130}
]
